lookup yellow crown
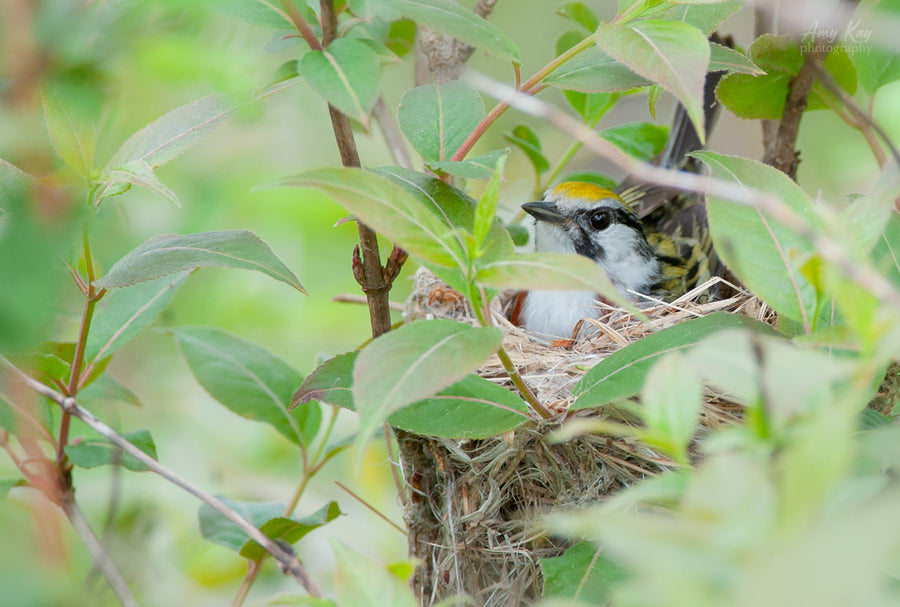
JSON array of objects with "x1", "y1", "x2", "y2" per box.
[{"x1": 548, "y1": 182, "x2": 619, "y2": 202}]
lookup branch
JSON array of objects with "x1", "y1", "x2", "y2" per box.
[
  {"x1": 763, "y1": 45, "x2": 831, "y2": 177},
  {"x1": 318, "y1": 0, "x2": 396, "y2": 338},
  {"x1": 418, "y1": 0, "x2": 500, "y2": 84},
  {"x1": 372, "y1": 97, "x2": 412, "y2": 170},
  {"x1": 65, "y1": 498, "x2": 139, "y2": 607},
  {"x1": 0, "y1": 357, "x2": 324, "y2": 598},
  {"x1": 464, "y1": 70, "x2": 900, "y2": 314},
  {"x1": 280, "y1": 0, "x2": 322, "y2": 50}
]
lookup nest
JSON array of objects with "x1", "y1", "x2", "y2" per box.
[{"x1": 398, "y1": 268, "x2": 773, "y2": 607}]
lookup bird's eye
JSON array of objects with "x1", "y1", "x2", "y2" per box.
[{"x1": 589, "y1": 209, "x2": 612, "y2": 231}]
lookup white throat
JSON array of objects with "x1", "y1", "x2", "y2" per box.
[{"x1": 522, "y1": 219, "x2": 657, "y2": 337}]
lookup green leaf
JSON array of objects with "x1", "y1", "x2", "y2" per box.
[
  {"x1": 556, "y1": 2, "x2": 600, "y2": 33},
  {"x1": 265, "y1": 596, "x2": 336, "y2": 607},
  {"x1": 504, "y1": 125, "x2": 549, "y2": 176},
  {"x1": 0, "y1": 160, "x2": 32, "y2": 204},
  {"x1": 65, "y1": 430, "x2": 157, "y2": 472},
  {"x1": 78, "y1": 374, "x2": 141, "y2": 408},
  {"x1": 853, "y1": 43, "x2": 900, "y2": 93},
  {"x1": 873, "y1": 214, "x2": 900, "y2": 288},
  {"x1": 240, "y1": 501, "x2": 343, "y2": 560},
  {"x1": 275, "y1": 168, "x2": 469, "y2": 275},
  {"x1": 596, "y1": 20, "x2": 710, "y2": 143},
  {"x1": 572, "y1": 312, "x2": 777, "y2": 410},
  {"x1": 540, "y1": 541, "x2": 626, "y2": 603},
  {"x1": 174, "y1": 327, "x2": 321, "y2": 447},
  {"x1": 709, "y1": 42, "x2": 765, "y2": 75},
  {"x1": 294, "y1": 353, "x2": 528, "y2": 438},
  {"x1": 716, "y1": 35, "x2": 802, "y2": 120},
  {"x1": 385, "y1": 19, "x2": 416, "y2": 58},
  {"x1": 389, "y1": 375, "x2": 529, "y2": 438},
  {"x1": 101, "y1": 160, "x2": 182, "y2": 207},
  {"x1": 392, "y1": 0, "x2": 520, "y2": 61},
  {"x1": 352, "y1": 320, "x2": 503, "y2": 462},
  {"x1": 506, "y1": 223, "x2": 530, "y2": 246},
  {"x1": 640, "y1": 352, "x2": 702, "y2": 464},
  {"x1": 840, "y1": 189, "x2": 898, "y2": 256},
  {"x1": 565, "y1": 90, "x2": 617, "y2": 122},
  {"x1": 694, "y1": 152, "x2": 822, "y2": 329},
  {"x1": 94, "y1": 231, "x2": 305, "y2": 293},
  {"x1": 399, "y1": 82, "x2": 484, "y2": 162},
  {"x1": 9, "y1": 342, "x2": 71, "y2": 385},
  {"x1": 716, "y1": 72, "x2": 793, "y2": 119},
  {"x1": 379, "y1": 165, "x2": 514, "y2": 262},
  {"x1": 299, "y1": 38, "x2": 380, "y2": 126},
  {"x1": 347, "y1": 0, "x2": 402, "y2": 22},
  {"x1": 103, "y1": 93, "x2": 233, "y2": 173},
  {"x1": 0, "y1": 479, "x2": 26, "y2": 500},
  {"x1": 851, "y1": 0, "x2": 900, "y2": 92},
  {"x1": 216, "y1": 0, "x2": 295, "y2": 28},
  {"x1": 85, "y1": 272, "x2": 188, "y2": 362},
  {"x1": 0, "y1": 395, "x2": 18, "y2": 433},
  {"x1": 859, "y1": 408, "x2": 893, "y2": 431},
  {"x1": 545, "y1": 45, "x2": 652, "y2": 93},
  {"x1": 41, "y1": 88, "x2": 95, "y2": 176},
  {"x1": 472, "y1": 154, "x2": 506, "y2": 256},
  {"x1": 293, "y1": 352, "x2": 357, "y2": 411},
  {"x1": 688, "y1": 330, "x2": 865, "y2": 435},
  {"x1": 648, "y1": 83, "x2": 663, "y2": 118},
  {"x1": 662, "y1": 0, "x2": 742, "y2": 35},
  {"x1": 9, "y1": 341, "x2": 110, "y2": 389},
  {"x1": 601, "y1": 121, "x2": 669, "y2": 162},
  {"x1": 199, "y1": 499, "x2": 341, "y2": 557},
  {"x1": 0, "y1": 171, "x2": 71, "y2": 350},
  {"x1": 427, "y1": 149, "x2": 510, "y2": 180},
  {"x1": 475, "y1": 252, "x2": 634, "y2": 311},
  {"x1": 332, "y1": 540, "x2": 418, "y2": 607}
]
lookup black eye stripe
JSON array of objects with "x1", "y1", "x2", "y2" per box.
[{"x1": 579, "y1": 207, "x2": 643, "y2": 232}]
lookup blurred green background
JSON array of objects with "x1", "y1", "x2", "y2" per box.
[{"x1": 0, "y1": 1, "x2": 898, "y2": 605}]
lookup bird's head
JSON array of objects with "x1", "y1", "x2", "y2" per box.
[{"x1": 522, "y1": 182, "x2": 659, "y2": 296}]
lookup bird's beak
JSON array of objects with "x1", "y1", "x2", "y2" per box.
[{"x1": 521, "y1": 201, "x2": 567, "y2": 225}]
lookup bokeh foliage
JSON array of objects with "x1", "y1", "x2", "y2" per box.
[{"x1": 1, "y1": 0, "x2": 899, "y2": 606}]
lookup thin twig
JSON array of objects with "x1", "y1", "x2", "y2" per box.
[
  {"x1": 58, "y1": 230, "x2": 104, "y2": 468},
  {"x1": 65, "y1": 498, "x2": 139, "y2": 607},
  {"x1": 372, "y1": 97, "x2": 412, "y2": 170},
  {"x1": 335, "y1": 481, "x2": 406, "y2": 535},
  {"x1": 811, "y1": 61, "x2": 900, "y2": 171},
  {"x1": 383, "y1": 424, "x2": 406, "y2": 504},
  {"x1": 280, "y1": 0, "x2": 322, "y2": 50},
  {"x1": 332, "y1": 293, "x2": 405, "y2": 312},
  {"x1": 1, "y1": 357, "x2": 324, "y2": 598},
  {"x1": 463, "y1": 71, "x2": 900, "y2": 314}
]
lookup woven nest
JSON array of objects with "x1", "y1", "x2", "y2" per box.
[{"x1": 398, "y1": 268, "x2": 774, "y2": 607}]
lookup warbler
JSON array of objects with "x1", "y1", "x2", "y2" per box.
[{"x1": 515, "y1": 58, "x2": 728, "y2": 338}]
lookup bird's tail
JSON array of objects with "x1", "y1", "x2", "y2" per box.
[
  {"x1": 658, "y1": 41, "x2": 730, "y2": 171},
  {"x1": 645, "y1": 33, "x2": 735, "y2": 299}
]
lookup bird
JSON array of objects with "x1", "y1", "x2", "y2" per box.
[
  {"x1": 515, "y1": 182, "x2": 714, "y2": 338},
  {"x1": 513, "y1": 46, "x2": 731, "y2": 338}
]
